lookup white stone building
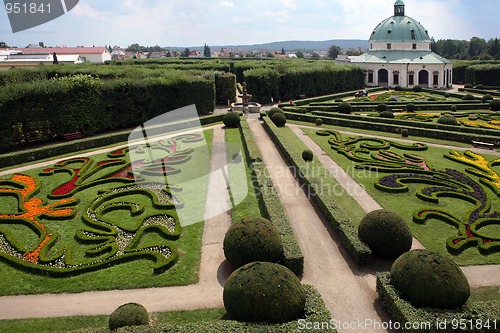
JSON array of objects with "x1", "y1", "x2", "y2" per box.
[{"x1": 346, "y1": 0, "x2": 452, "y2": 89}]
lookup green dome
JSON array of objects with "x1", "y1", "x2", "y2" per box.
[
  {"x1": 370, "y1": 16, "x2": 430, "y2": 43},
  {"x1": 370, "y1": 1, "x2": 431, "y2": 43}
]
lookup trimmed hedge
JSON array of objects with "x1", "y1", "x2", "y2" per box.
[
  {"x1": 271, "y1": 113, "x2": 287, "y2": 127},
  {"x1": 262, "y1": 117, "x2": 371, "y2": 265},
  {"x1": 377, "y1": 272, "x2": 499, "y2": 333},
  {"x1": 0, "y1": 114, "x2": 225, "y2": 170},
  {"x1": 238, "y1": 119, "x2": 304, "y2": 275},
  {"x1": 109, "y1": 303, "x2": 149, "y2": 331},
  {"x1": 215, "y1": 73, "x2": 237, "y2": 104},
  {"x1": 223, "y1": 112, "x2": 241, "y2": 128}
]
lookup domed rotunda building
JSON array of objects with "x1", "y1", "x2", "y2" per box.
[{"x1": 349, "y1": 0, "x2": 452, "y2": 89}]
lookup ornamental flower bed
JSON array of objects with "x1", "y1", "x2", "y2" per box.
[
  {"x1": 316, "y1": 129, "x2": 500, "y2": 258},
  {"x1": 0, "y1": 134, "x2": 204, "y2": 276}
]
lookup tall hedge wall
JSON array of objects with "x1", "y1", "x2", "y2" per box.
[
  {"x1": 244, "y1": 65, "x2": 365, "y2": 104},
  {"x1": 465, "y1": 64, "x2": 500, "y2": 86},
  {"x1": 0, "y1": 73, "x2": 215, "y2": 152}
]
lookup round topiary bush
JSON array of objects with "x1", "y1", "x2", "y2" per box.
[
  {"x1": 302, "y1": 149, "x2": 313, "y2": 162},
  {"x1": 490, "y1": 99, "x2": 500, "y2": 111},
  {"x1": 437, "y1": 114, "x2": 458, "y2": 125},
  {"x1": 390, "y1": 249, "x2": 470, "y2": 309},
  {"x1": 444, "y1": 92, "x2": 450, "y2": 98},
  {"x1": 482, "y1": 94, "x2": 494, "y2": 103},
  {"x1": 232, "y1": 152, "x2": 242, "y2": 164},
  {"x1": 412, "y1": 85, "x2": 423, "y2": 92},
  {"x1": 462, "y1": 93, "x2": 476, "y2": 101},
  {"x1": 315, "y1": 118, "x2": 323, "y2": 126},
  {"x1": 464, "y1": 83, "x2": 473, "y2": 89},
  {"x1": 358, "y1": 209, "x2": 412, "y2": 259},
  {"x1": 450, "y1": 105, "x2": 457, "y2": 112},
  {"x1": 109, "y1": 303, "x2": 149, "y2": 331},
  {"x1": 406, "y1": 103, "x2": 416, "y2": 112},
  {"x1": 223, "y1": 262, "x2": 306, "y2": 323},
  {"x1": 379, "y1": 111, "x2": 394, "y2": 118},
  {"x1": 335, "y1": 98, "x2": 344, "y2": 102},
  {"x1": 223, "y1": 216, "x2": 283, "y2": 268},
  {"x1": 338, "y1": 102, "x2": 352, "y2": 114},
  {"x1": 401, "y1": 129, "x2": 409, "y2": 137},
  {"x1": 272, "y1": 112, "x2": 287, "y2": 127},
  {"x1": 395, "y1": 86, "x2": 403, "y2": 91},
  {"x1": 376, "y1": 103, "x2": 388, "y2": 112},
  {"x1": 268, "y1": 107, "x2": 284, "y2": 119},
  {"x1": 223, "y1": 112, "x2": 241, "y2": 128},
  {"x1": 475, "y1": 84, "x2": 485, "y2": 89}
]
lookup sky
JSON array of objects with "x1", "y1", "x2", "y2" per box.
[{"x1": 1, "y1": 0, "x2": 499, "y2": 48}]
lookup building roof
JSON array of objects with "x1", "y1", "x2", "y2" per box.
[
  {"x1": 12, "y1": 47, "x2": 109, "y2": 55},
  {"x1": 351, "y1": 50, "x2": 452, "y2": 65},
  {"x1": 369, "y1": 1, "x2": 431, "y2": 43}
]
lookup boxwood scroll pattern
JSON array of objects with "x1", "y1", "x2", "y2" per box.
[
  {"x1": 317, "y1": 130, "x2": 500, "y2": 255},
  {"x1": 0, "y1": 134, "x2": 204, "y2": 276}
]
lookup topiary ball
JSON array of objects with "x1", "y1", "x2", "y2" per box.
[
  {"x1": 490, "y1": 99, "x2": 500, "y2": 111},
  {"x1": 437, "y1": 114, "x2": 458, "y2": 125},
  {"x1": 444, "y1": 92, "x2": 450, "y2": 98},
  {"x1": 268, "y1": 107, "x2": 284, "y2": 119},
  {"x1": 223, "y1": 216, "x2": 283, "y2": 268},
  {"x1": 464, "y1": 83, "x2": 473, "y2": 89},
  {"x1": 475, "y1": 84, "x2": 485, "y2": 89},
  {"x1": 379, "y1": 111, "x2": 394, "y2": 118},
  {"x1": 391, "y1": 249, "x2": 470, "y2": 309},
  {"x1": 223, "y1": 112, "x2": 241, "y2": 128},
  {"x1": 315, "y1": 118, "x2": 323, "y2": 126},
  {"x1": 271, "y1": 113, "x2": 287, "y2": 127},
  {"x1": 338, "y1": 102, "x2": 352, "y2": 114},
  {"x1": 462, "y1": 94, "x2": 476, "y2": 101},
  {"x1": 223, "y1": 262, "x2": 306, "y2": 323},
  {"x1": 413, "y1": 85, "x2": 423, "y2": 92},
  {"x1": 377, "y1": 103, "x2": 388, "y2": 112},
  {"x1": 481, "y1": 94, "x2": 493, "y2": 103},
  {"x1": 109, "y1": 303, "x2": 149, "y2": 331},
  {"x1": 358, "y1": 209, "x2": 412, "y2": 259},
  {"x1": 395, "y1": 86, "x2": 403, "y2": 91},
  {"x1": 302, "y1": 149, "x2": 313, "y2": 162},
  {"x1": 401, "y1": 129, "x2": 409, "y2": 138},
  {"x1": 406, "y1": 103, "x2": 416, "y2": 112},
  {"x1": 450, "y1": 105, "x2": 457, "y2": 112},
  {"x1": 334, "y1": 98, "x2": 344, "y2": 102}
]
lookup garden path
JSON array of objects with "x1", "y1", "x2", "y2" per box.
[
  {"x1": 0, "y1": 125, "x2": 232, "y2": 320},
  {"x1": 247, "y1": 116, "x2": 392, "y2": 333},
  {"x1": 288, "y1": 123, "x2": 500, "y2": 288}
]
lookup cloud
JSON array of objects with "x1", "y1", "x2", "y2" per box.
[{"x1": 219, "y1": 1, "x2": 234, "y2": 8}]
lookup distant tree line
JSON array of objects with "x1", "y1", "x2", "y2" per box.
[{"x1": 432, "y1": 37, "x2": 500, "y2": 60}]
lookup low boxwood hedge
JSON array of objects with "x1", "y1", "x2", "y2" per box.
[
  {"x1": 238, "y1": 119, "x2": 304, "y2": 275},
  {"x1": 262, "y1": 117, "x2": 371, "y2": 265},
  {"x1": 377, "y1": 272, "x2": 500, "y2": 333}
]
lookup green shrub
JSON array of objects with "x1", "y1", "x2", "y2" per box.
[
  {"x1": 334, "y1": 98, "x2": 344, "y2": 102},
  {"x1": 379, "y1": 111, "x2": 394, "y2": 118},
  {"x1": 475, "y1": 84, "x2": 485, "y2": 89},
  {"x1": 395, "y1": 86, "x2": 403, "y2": 91},
  {"x1": 412, "y1": 85, "x2": 423, "y2": 92},
  {"x1": 406, "y1": 103, "x2": 416, "y2": 112},
  {"x1": 437, "y1": 114, "x2": 458, "y2": 125},
  {"x1": 358, "y1": 210, "x2": 412, "y2": 259},
  {"x1": 109, "y1": 303, "x2": 149, "y2": 331},
  {"x1": 223, "y1": 216, "x2": 283, "y2": 268},
  {"x1": 401, "y1": 129, "x2": 409, "y2": 137},
  {"x1": 464, "y1": 83, "x2": 474, "y2": 88},
  {"x1": 215, "y1": 73, "x2": 237, "y2": 104},
  {"x1": 490, "y1": 99, "x2": 500, "y2": 111},
  {"x1": 444, "y1": 92, "x2": 450, "y2": 98},
  {"x1": 338, "y1": 102, "x2": 352, "y2": 114},
  {"x1": 302, "y1": 149, "x2": 313, "y2": 162},
  {"x1": 223, "y1": 112, "x2": 241, "y2": 128},
  {"x1": 223, "y1": 262, "x2": 306, "y2": 323},
  {"x1": 377, "y1": 103, "x2": 388, "y2": 112},
  {"x1": 390, "y1": 249, "x2": 470, "y2": 309},
  {"x1": 268, "y1": 106, "x2": 284, "y2": 119},
  {"x1": 482, "y1": 94, "x2": 494, "y2": 103},
  {"x1": 462, "y1": 93, "x2": 476, "y2": 101},
  {"x1": 272, "y1": 113, "x2": 287, "y2": 127},
  {"x1": 451, "y1": 105, "x2": 457, "y2": 111},
  {"x1": 428, "y1": 97, "x2": 436, "y2": 101},
  {"x1": 315, "y1": 118, "x2": 323, "y2": 126}
]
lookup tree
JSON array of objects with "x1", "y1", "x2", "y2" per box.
[
  {"x1": 327, "y1": 45, "x2": 342, "y2": 59},
  {"x1": 203, "y1": 43, "x2": 211, "y2": 57},
  {"x1": 126, "y1": 43, "x2": 141, "y2": 52},
  {"x1": 166, "y1": 50, "x2": 172, "y2": 57},
  {"x1": 0, "y1": 41, "x2": 9, "y2": 48},
  {"x1": 467, "y1": 37, "x2": 486, "y2": 59},
  {"x1": 108, "y1": 45, "x2": 112, "y2": 53},
  {"x1": 281, "y1": 47, "x2": 285, "y2": 55},
  {"x1": 182, "y1": 48, "x2": 191, "y2": 57},
  {"x1": 311, "y1": 52, "x2": 320, "y2": 59},
  {"x1": 295, "y1": 50, "x2": 304, "y2": 58},
  {"x1": 266, "y1": 52, "x2": 275, "y2": 58},
  {"x1": 52, "y1": 52, "x2": 59, "y2": 65}
]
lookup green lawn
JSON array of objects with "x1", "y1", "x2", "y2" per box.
[{"x1": 303, "y1": 126, "x2": 500, "y2": 265}]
